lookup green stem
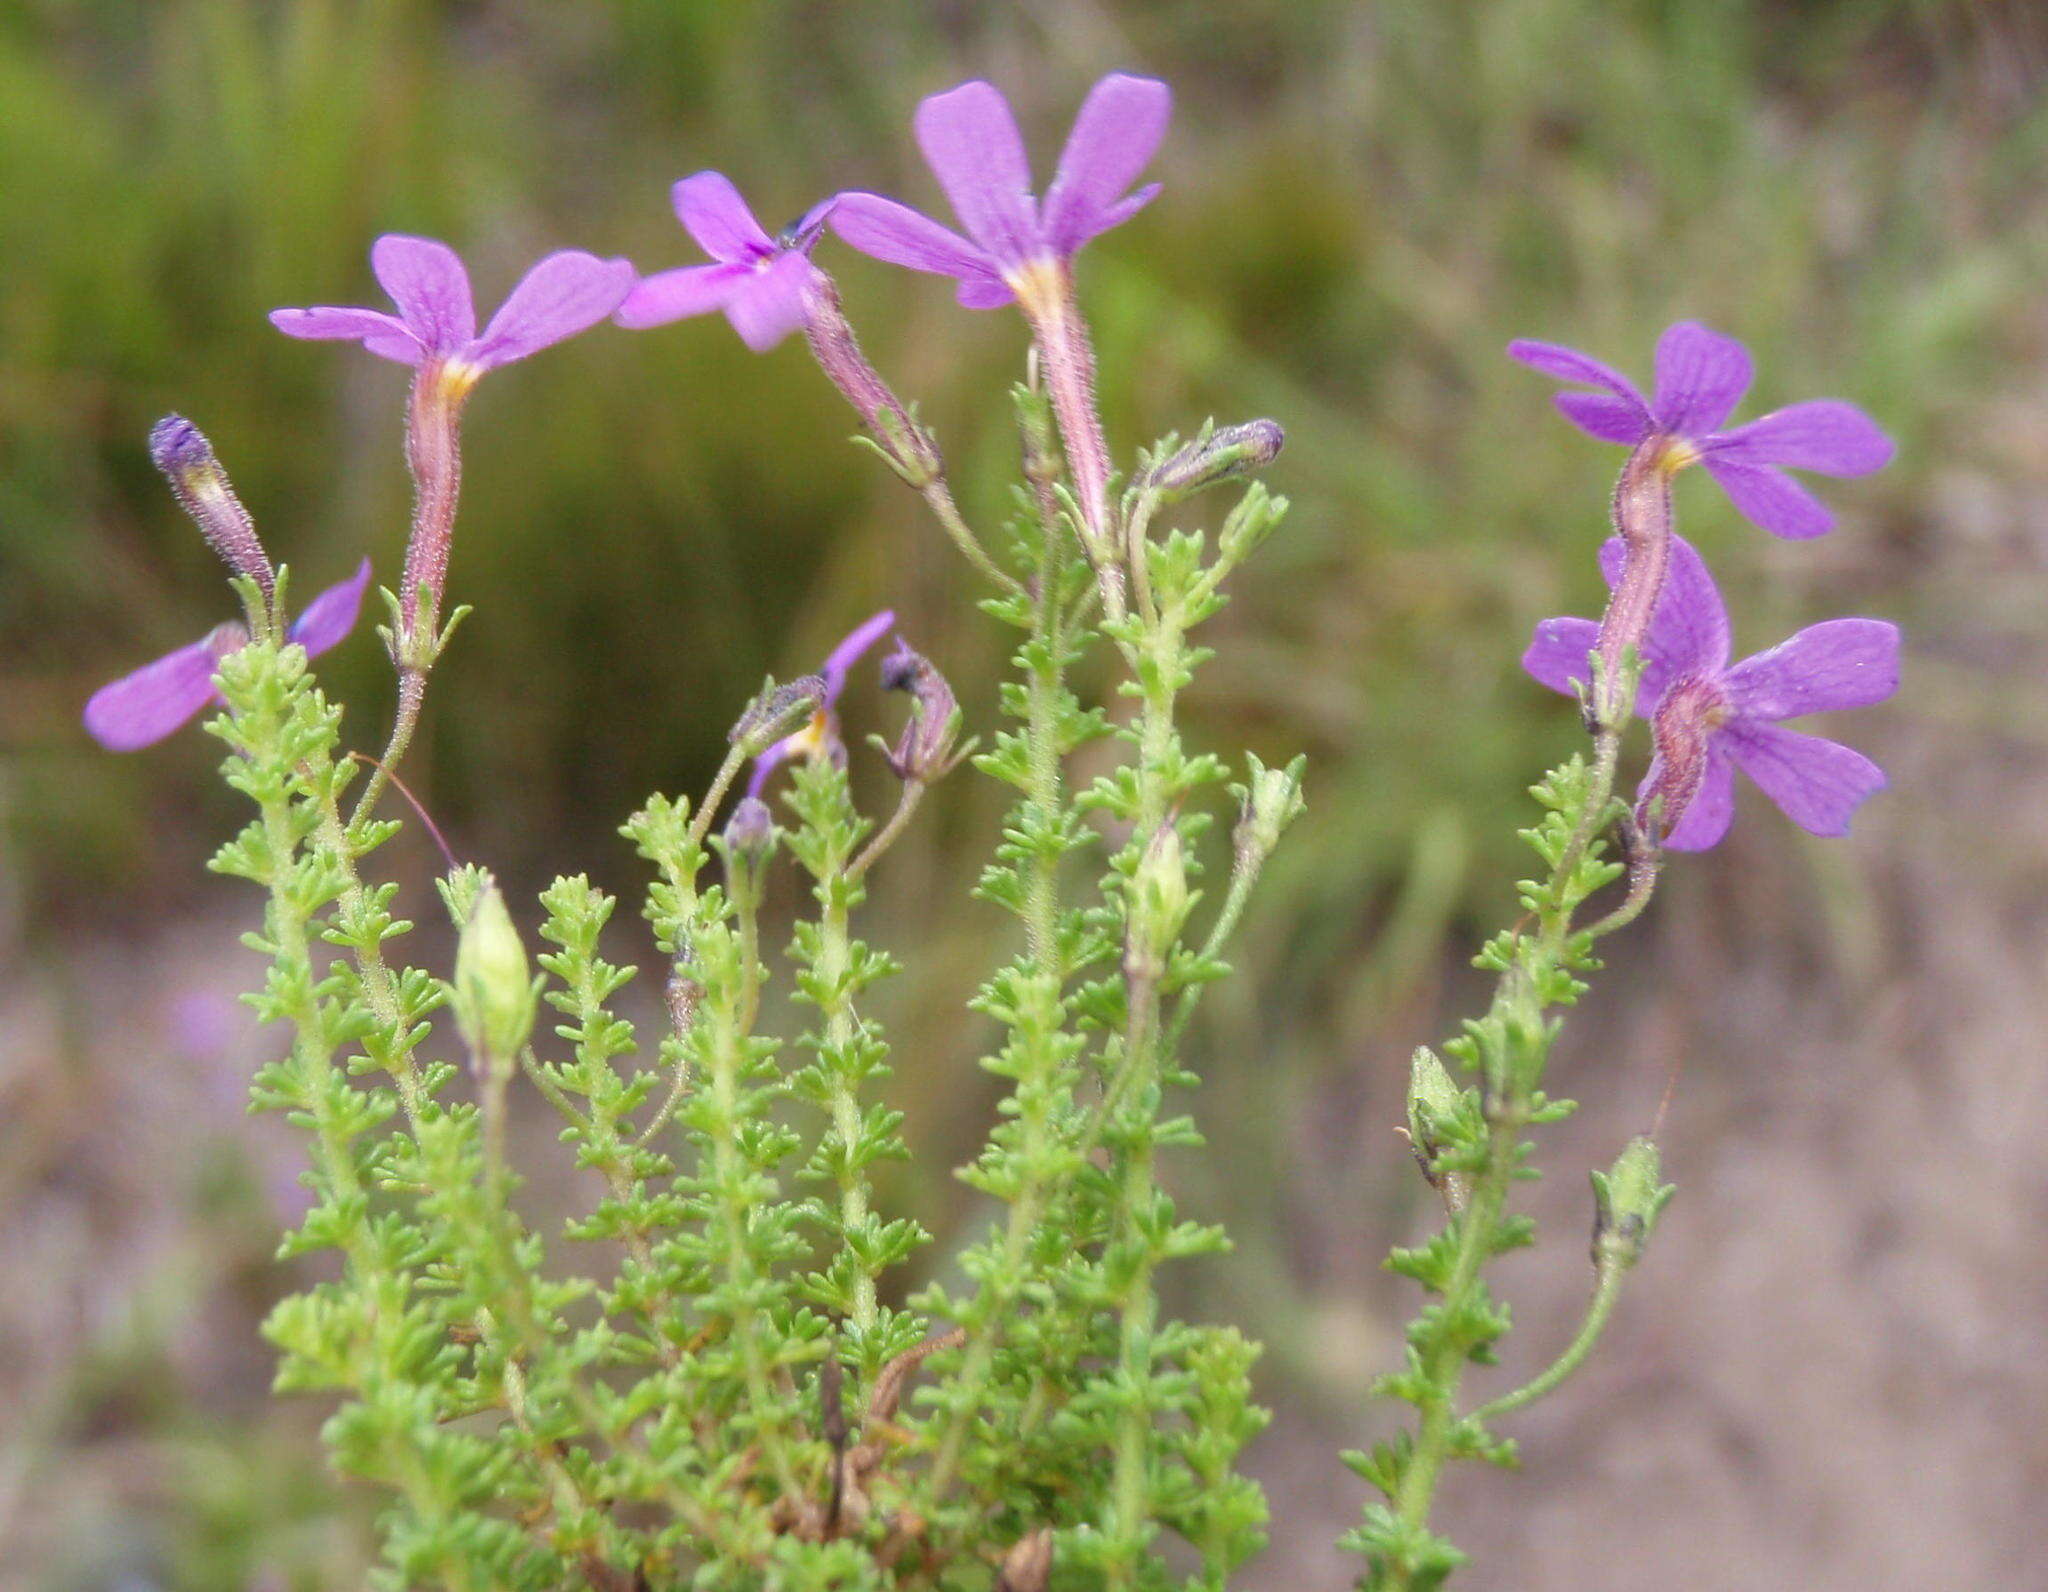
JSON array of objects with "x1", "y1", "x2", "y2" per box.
[
  {"x1": 1103, "y1": 621, "x2": 1183, "y2": 1581},
  {"x1": 1370, "y1": 751, "x2": 1626, "y2": 1589},
  {"x1": 1472, "y1": 1261, "x2": 1628, "y2": 1423},
  {"x1": 1384, "y1": 1106, "x2": 1523, "y2": 1561},
  {"x1": 847, "y1": 780, "x2": 924, "y2": 883},
  {"x1": 926, "y1": 487, "x2": 1072, "y2": 1504},
  {"x1": 818, "y1": 878, "x2": 877, "y2": 1341},
  {"x1": 922, "y1": 476, "x2": 1025, "y2": 596},
  {"x1": 349, "y1": 664, "x2": 426, "y2": 832}
]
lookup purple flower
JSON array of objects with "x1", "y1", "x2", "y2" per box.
[
  {"x1": 84, "y1": 559, "x2": 373, "y2": 751},
  {"x1": 270, "y1": 235, "x2": 633, "y2": 381},
  {"x1": 1508, "y1": 322, "x2": 1894, "y2": 539},
  {"x1": 614, "y1": 174, "x2": 833, "y2": 352},
  {"x1": 829, "y1": 72, "x2": 1170, "y2": 308},
  {"x1": 1524, "y1": 536, "x2": 1898, "y2": 849},
  {"x1": 747, "y1": 608, "x2": 896, "y2": 795}
]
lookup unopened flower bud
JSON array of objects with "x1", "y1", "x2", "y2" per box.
[
  {"x1": 730, "y1": 674, "x2": 827, "y2": 756},
  {"x1": 1405, "y1": 1047, "x2": 1471, "y2": 1211},
  {"x1": 880, "y1": 641, "x2": 963, "y2": 784},
  {"x1": 449, "y1": 872, "x2": 536, "y2": 1074},
  {"x1": 1126, "y1": 822, "x2": 1194, "y2": 980},
  {"x1": 150, "y1": 415, "x2": 275, "y2": 600},
  {"x1": 1590, "y1": 1136, "x2": 1675, "y2": 1269},
  {"x1": 1233, "y1": 753, "x2": 1307, "y2": 863},
  {"x1": 1144, "y1": 419, "x2": 1285, "y2": 501},
  {"x1": 724, "y1": 795, "x2": 775, "y2": 858}
]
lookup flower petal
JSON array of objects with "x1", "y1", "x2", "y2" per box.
[
  {"x1": 1704, "y1": 400, "x2": 1894, "y2": 477},
  {"x1": 1597, "y1": 532, "x2": 1731, "y2": 690},
  {"x1": 1040, "y1": 73, "x2": 1171, "y2": 255},
  {"x1": 614, "y1": 262, "x2": 752, "y2": 329},
  {"x1": 267, "y1": 306, "x2": 424, "y2": 364},
  {"x1": 84, "y1": 631, "x2": 232, "y2": 751},
  {"x1": 829, "y1": 192, "x2": 997, "y2": 281},
  {"x1": 1554, "y1": 391, "x2": 1652, "y2": 445},
  {"x1": 1724, "y1": 720, "x2": 1886, "y2": 838},
  {"x1": 672, "y1": 171, "x2": 773, "y2": 262},
  {"x1": 1659, "y1": 747, "x2": 1736, "y2": 851},
  {"x1": 955, "y1": 272, "x2": 1016, "y2": 309},
  {"x1": 1522, "y1": 616, "x2": 1600, "y2": 697},
  {"x1": 1702, "y1": 457, "x2": 1834, "y2": 539},
  {"x1": 370, "y1": 235, "x2": 476, "y2": 354},
  {"x1": 722, "y1": 252, "x2": 819, "y2": 352},
  {"x1": 289, "y1": 558, "x2": 373, "y2": 658},
  {"x1": 820, "y1": 608, "x2": 897, "y2": 697},
  {"x1": 468, "y1": 251, "x2": 634, "y2": 368},
  {"x1": 1723, "y1": 618, "x2": 1899, "y2": 722},
  {"x1": 1651, "y1": 321, "x2": 1752, "y2": 436},
  {"x1": 914, "y1": 79, "x2": 1038, "y2": 265},
  {"x1": 1506, "y1": 338, "x2": 1652, "y2": 417}
]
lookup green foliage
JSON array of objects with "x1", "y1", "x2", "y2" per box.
[{"x1": 195, "y1": 244, "x2": 1302, "y2": 1581}]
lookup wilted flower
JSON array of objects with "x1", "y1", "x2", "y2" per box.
[
  {"x1": 1524, "y1": 535, "x2": 1898, "y2": 849},
  {"x1": 270, "y1": 235, "x2": 633, "y2": 384},
  {"x1": 614, "y1": 173, "x2": 832, "y2": 352},
  {"x1": 879, "y1": 639, "x2": 963, "y2": 783},
  {"x1": 85, "y1": 560, "x2": 373, "y2": 751},
  {"x1": 747, "y1": 609, "x2": 896, "y2": 795},
  {"x1": 829, "y1": 73, "x2": 1169, "y2": 310},
  {"x1": 1508, "y1": 321, "x2": 1893, "y2": 540}
]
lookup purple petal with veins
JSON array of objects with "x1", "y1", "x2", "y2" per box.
[
  {"x1": 914, "y1": 79, "x2": 1038, "y2": 266},
  {"x1": 1701, "y1": 457, "x2": 1835, "y2": 540},
  {"x1": 467, "y1": 251, "x2": 634, "y2": 369},
  {"x1": 1555, "y1": 391, "x2": 1652, "y2": 445},
  {"x1": 673, "y1": 171, "x2": 774, "y2": 262},
  {"x1": 614, "y1": 262, "x2": 752, "y2": 328},
  {"x1": 268, "y1": 306, "x2": 424, "y2": 364},
  {"x1": 1723, "y1": 721, "x2": 1886, "y2": 838},
  {"x1": 1521, "y1": 616, "x2": 1602, "y2": 699},
  {"x1": 1650, "y1": 320, "x2": 1753, "y2": 436},
  {"x1": 1704, "y1": 400, "x2": 1893, "y2": 476},
  {"x1": 1040, "y1": 73, "x2": 1172, "y2": 254},
  {"x1": 289, "y1": 558, "x2": 374, "y2": 658},
  {"x1": 371, "y1": 234, "x2": 475, "y2": 354},
  {"x1": 821, "y1": 609, "x2": 897, "y2": 695},
  {"x1": 723, "y1": 251, "x2": 819, "y2": 352},
  {"x1": 830, "y1": 191, "x2": 996, "y2": 281},
  {"x1": 1506, "y1": 338, "x2": 1651, "y2": 414},
  {"x1": 1723, "y1": 618, "x2": 1899, "y2": 720},
  {"x1": 84, "y1": 629, "x2": 238, "y2": 751}
]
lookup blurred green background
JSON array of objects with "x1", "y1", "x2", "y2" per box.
[{"x1": 6, "y1": 1, "x2": 2048, "y2": 1587}]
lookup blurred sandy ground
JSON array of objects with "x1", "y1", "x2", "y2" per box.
[{"x1": 6, "y1": 2, "x2": 2048, "y2": 1587}]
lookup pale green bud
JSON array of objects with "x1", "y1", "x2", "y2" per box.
[
  {"x1": 1126, "y1": 822, "x2": 1194, "y2": 980},
  {"x1": 1590, "y1": 1136, "x2": 1675, "y2": 1268},
  {"x1": 450, "y1": 872, "x2": 536, "y2": 1072},
  {"x1": 1405, "y1": 1047, "x2": 1470, "y2": 1211},
  {"x1": 1233, "y1": 752, "x2": 1307, "y2": 862}
]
